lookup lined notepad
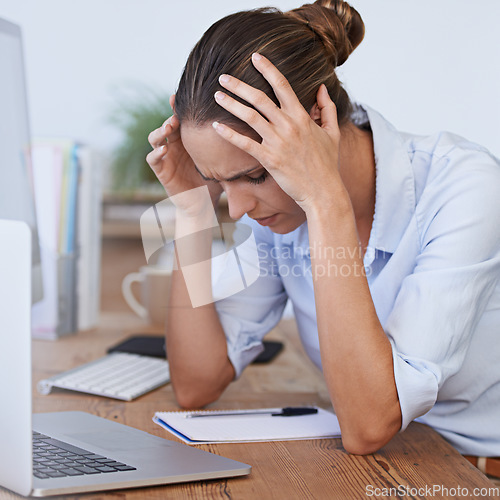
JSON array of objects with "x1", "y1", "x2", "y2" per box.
[{"x1": 152, "y1": 407, "x2": 341, "y2": 444}]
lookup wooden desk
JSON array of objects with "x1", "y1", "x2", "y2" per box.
[
  {"x1": 0, "y1": 315, "x2": 493, "y2": 499},
  {"x1": 2, "y1": 239, "x2": 498, "y2": 499}
]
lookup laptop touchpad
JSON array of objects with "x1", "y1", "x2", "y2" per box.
[{"x1": 65, "y1": 430, "x2": 165, "y2": 452}]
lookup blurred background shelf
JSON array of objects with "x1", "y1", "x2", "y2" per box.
[{"x1": 101, "y1": 192, "x2": 231, "y2": 240}]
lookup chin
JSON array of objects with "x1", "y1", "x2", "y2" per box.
[{"x1": 269, "y1": 219, "x2": 304, "y2": 235}]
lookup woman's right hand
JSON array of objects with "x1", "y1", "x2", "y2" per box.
[
  {"x1": 147, "y1": 95, "x2": 198, "y2": 197},
  {"x1": 147, "y1": 95, "x2": 221, "y2": 201}
]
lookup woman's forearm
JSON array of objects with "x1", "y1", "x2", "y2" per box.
[
  {"x1": 166, "y1": 267, "x2": 235, "y2": 409},
  {"x1": 306, "y1": 194, "x2": 401, "y2": 454},
  {"x1": 166, "y1": 208, "x2": 234, "y2": 409}
]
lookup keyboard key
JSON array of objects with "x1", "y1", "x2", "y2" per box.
[
  {"x1": 85, "y1": 461, "x2": 107, "y2": 468},
  {"x1": 95, "y1": 466, "x2": 117, "y2": 473},
  {"x1": 100, "y1": 461, "x2": 125, "y2": 467},
  {"x1": 63, "y1": 462, "x2": 83, "y2": 468},
  {"x1": 59, "y1": 468, "x2": 85, "y2": 476},
  {"x1": 33, "y1": 465, "x2": 52, "y2": 471},
  {"x1": 74, "y1": 466, "x2": 101, "y2": 475},
  {"x1": 41, "y1": 461, "x2": 59, "y2": 467},
  {"x1": 115, "y1": 465, "x2": 137, "y2": 471},
  {"x1": 46, "y1": 471, "x2": 67, "y2": 478}
]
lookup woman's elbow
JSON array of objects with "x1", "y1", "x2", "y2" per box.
[
  {"x1": 171, "y1": 366, "x2": 235, "y2": 409},
  {"x1": 342, "y1": 432, "x2": 392, "y2": 456},
  {"x1": 341, "y1": 415, "x2": 401, "y2": 455},
  {"x1": 173, "y1": 383, "x2": 222, "y2": 409}
]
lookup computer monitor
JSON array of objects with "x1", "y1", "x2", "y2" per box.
[{"x1": 0, "y1": 17, "x2": 43, "y2": 303}]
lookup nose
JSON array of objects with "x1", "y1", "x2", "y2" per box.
[{"x1": 224, "y1": 184, "x2": 257, "y2": 220}]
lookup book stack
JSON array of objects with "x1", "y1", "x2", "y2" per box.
[{"x1": 31, "y1": 139, "x2": 102, "y2": 339}]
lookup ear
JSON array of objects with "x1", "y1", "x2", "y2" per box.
[
  {"x1": 169, "y1": 94, "x2": 176, "y2": 113},
  {"x1": 309, "y1": 102, "x2": 321, "y2": 125}
]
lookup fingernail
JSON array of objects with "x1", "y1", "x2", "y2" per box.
[
  {"x1": 162, "y1": 117, "x2": 172, "y2": 129},
  {"x1": 252, "y1": 52, "x2": 262, "y2": 61},
  {"x1": 219, "y1": 74, "x2": 230, "y2": 84},
  {"x1": 214, "y1": 91, "x2": 225, "y2": 101},
  {"x1": 212, "y1": 121, "x2": 222, "y2": 132}
]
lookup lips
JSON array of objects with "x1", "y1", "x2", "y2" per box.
[{"x1": 253, "y1": 214, "x2": 278, "y2": 226}]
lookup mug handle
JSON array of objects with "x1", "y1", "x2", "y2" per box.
[{"x1": 121, "y1": 272, "x2": 148, "y2": 319}]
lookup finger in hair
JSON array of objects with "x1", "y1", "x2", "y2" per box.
[
  {"x1": 250, "y1": 53, "x2": 302, "y2": 111},
  {"x1": 317, "y1": 84, "x2": 340, "y2": 134},
  {"x1": 218, "y1": 74, "x2": 285, "y2": 127},
  {"x1": 214, "y1": 90, "x2": 273, "y2": 136}
]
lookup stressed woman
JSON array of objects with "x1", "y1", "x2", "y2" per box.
[{"x1": 146, "y1": 1, "x2": 500, "y2": 459}]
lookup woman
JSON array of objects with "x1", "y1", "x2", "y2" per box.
[{"x1": 146, "y1": 0, "x2": 500, "y2": 461}]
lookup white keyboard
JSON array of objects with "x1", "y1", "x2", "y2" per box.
[{"x1": 37, "y1": 352, "x2": 170, "y2": 401}]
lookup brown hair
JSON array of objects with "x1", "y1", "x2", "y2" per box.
[{"x1": 175, "y1": 0, "x2": 364, "y2": 130}]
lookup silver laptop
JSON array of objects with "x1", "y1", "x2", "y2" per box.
[
  {"x1": 0, "y1": 15, "x2": 250, "y2": 498},
  {"x1": 0, "y1": 220, "x2": 250, "y2": 497}
]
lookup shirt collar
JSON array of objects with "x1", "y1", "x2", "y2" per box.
[{"x1": 362, "y1": 105, "x2": 416, "y2": 257}]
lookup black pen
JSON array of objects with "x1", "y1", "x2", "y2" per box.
[{"x1": 185, "y1": 407, "x2": 318, "y2": 418}]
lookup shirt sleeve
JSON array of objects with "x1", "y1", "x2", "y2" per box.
[
  {"x1": 385, "y1": 149, "x2": 500, "y2": 431},
  {"x1": 213, "y1": 216, "x2": 288, "y2": 378}
]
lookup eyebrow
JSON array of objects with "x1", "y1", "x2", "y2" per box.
[{"x1": 194, "y1": 164, "x2": 261, "y2": 182}]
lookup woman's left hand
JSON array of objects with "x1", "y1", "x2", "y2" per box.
[{"x1": 213, "y1": 52, "x2": 343, "y2": 213}]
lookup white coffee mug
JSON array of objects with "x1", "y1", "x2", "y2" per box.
[{"x1": 122, "y1": 266, "x2": 172, "y2": 325}]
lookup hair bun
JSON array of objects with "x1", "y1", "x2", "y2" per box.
[{"x1": 287, "y1": 0, "x2": 365, "y2": 66}]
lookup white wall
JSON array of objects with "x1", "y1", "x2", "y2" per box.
[
  {"x1": 340, "y1": 0, "x2": 500, "y2": 155},
  {"x1": 1, "y1": 0, "x2": 499, "y2": 157}
]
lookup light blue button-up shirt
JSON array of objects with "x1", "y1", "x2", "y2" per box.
[{"x1": 214, "y1": 105, "x2": 500, "y2": 455}]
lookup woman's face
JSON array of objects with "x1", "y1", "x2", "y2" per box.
[{"x1": 181, "y1": 124, "x2": 306, "y2": 234}]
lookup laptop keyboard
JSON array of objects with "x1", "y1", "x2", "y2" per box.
[{"x1": 32, "y1": 431, "x2": 136, "y2": 479}]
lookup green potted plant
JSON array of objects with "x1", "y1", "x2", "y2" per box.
[{"x1": 107, "y1": 83, "x2": 172, "y2": 196}]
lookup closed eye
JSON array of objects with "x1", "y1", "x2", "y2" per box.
[{"x1": 246, "y1": 171, "x2": 268, "y2": 185}]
